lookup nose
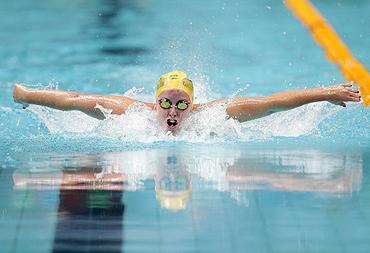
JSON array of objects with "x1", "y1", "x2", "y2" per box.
[{"x1": 168, "y1": 106, "x2": 177, "y2": 117}]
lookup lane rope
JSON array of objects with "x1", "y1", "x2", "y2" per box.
[{"x1": 285, "y1": 0, "x2": 370, "y2": 106}]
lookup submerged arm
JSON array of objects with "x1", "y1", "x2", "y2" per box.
[
  {"x1": 13, "y1": 84, "x2": 154, "y2": 120},
  {"x1": 206, "y1": 84, "x2": 361, "y2": 122}
]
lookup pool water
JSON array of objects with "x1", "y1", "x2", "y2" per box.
[{"x1": 0, "y1": 0, "x2": 369, "y2": 252}]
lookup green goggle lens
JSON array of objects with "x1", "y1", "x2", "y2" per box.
[
  {"x1": 160, "y1": 100, "x2": 171, "y2": 109},
  {"x1": 177, "y1": 102, "x2": 188, "y2": 110}
]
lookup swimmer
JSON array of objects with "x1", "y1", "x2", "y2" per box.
[{"x1": 13, "y1": 70, "x2": 361, "y2": 133}]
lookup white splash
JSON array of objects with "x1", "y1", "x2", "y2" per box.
[
  {"x1": 93, "y1": 104, "x2": 166, "y2": 142},
  {"x1": 177, "y1": 103, "x2": 243, "y2": 142},
  {"x1": 28, "y1": 97, "x2": 339, "y2": 143},
  {"x1": 242, "y1": 102, "x2": 339, "y2": 138},
  {"x1": 29, "y1": 105, "x2": 99, "y2": 133}
]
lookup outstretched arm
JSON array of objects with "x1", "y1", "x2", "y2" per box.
[
  {"x1": 206, "y1": 84, "x2": 361, "y2": 122},
  {"x1": 13, "y1": 84, "x2": 154, "y2": 120}
]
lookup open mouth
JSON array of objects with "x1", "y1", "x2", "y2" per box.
[{"x1": 167, "y1": 119, "x2": 178, "y2": 128}]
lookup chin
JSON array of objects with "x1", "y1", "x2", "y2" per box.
[{"x1": 166, "y1": 125, "x2": 179, "y2": 133}]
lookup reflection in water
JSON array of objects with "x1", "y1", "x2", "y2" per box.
[
  {"x1": 155, "y1": 155, "x2": 192, "y2": 210},
  {"x1": 52, "y1": 189, "x2": 124, "y2": 253},
  {"x1": 11, "y1": 148, "x2": 364, "y2": 251},
  {"x1": 13, "y1": 148, "x2": 363, "y2": 207}
]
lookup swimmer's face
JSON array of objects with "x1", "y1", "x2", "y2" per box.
[{"x1": 155, "y1": 89, "x2": 192, "y2": 133}]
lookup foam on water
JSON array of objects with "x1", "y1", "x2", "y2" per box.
[
  {"x1": 26, "y1": 93, "x2": 343, "y2": 144},
  {"x1": 4, "y1": 74, "x2": 367, "y2": 149}
]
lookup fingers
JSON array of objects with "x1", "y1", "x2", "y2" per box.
[
  {"x1": 333, "y1": 83, "x2": 358, "y2": 90},
  {"x1": 343, "y1": 85, "x2": 360, "y2": 99},
  {"x1": 348, "y1": 87, "x2": 361, "y2": 98},
  {"x1": 334, "y1": 83, "x2": 353, "y2": 88},
  {"x1": 344, "y1": 89, "x2": 361, "y2": 102},
  {"x1": 328, "y1": 83, "x2": 362, "y2": 105},
  {"x1": 349, "y1": 94, "x2": 361, "y2": 102},
  {"x1": 348, "y1": 88, "x2": 359, "y2": 93},
  {"x1": 348, "y1": 90, "x2": 361, "y2": 97}
]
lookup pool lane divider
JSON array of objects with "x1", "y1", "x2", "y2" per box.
[{"x1": 285, "y1": 0, "x2": 370, "y2": 106}]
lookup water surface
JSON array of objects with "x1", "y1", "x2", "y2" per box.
[{"x1": 0, "y1": 0, "x2": 369, "y2": 252}]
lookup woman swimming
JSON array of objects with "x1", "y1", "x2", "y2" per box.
[{"x1": 13, "y1": 70, "x2": 361, "y2": 133}]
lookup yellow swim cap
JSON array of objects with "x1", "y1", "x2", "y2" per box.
[{"x1": 156, "y1": 70, "x2": 194, "y2": 103}]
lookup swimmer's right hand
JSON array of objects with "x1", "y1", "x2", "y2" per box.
[{"x1": 13, "y1": 84, "x2": 30, "y2": 109}]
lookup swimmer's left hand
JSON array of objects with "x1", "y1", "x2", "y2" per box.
[{"x1": 325, "y1": 83, "x2": 361, "y2": 107}]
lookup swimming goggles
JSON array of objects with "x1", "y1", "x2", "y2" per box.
[{"x1": 158, "y1": 98, "x2": 190, "y2": 110}]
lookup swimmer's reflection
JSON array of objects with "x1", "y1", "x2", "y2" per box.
[
  {"x1": 13, "y1": 149, "x2": 363, "y2": 211},
  {"x1": 224, "y1": 159, "x2": 362, "y2": 193},
  {"x1": 12, "y1": 155, "x2": 193, "y2": 211},
  {"x1": 154, "y1": 156, "x2": 192, "y2": 210}
]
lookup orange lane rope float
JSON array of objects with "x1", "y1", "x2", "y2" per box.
[{"x1": 285, "y1": 0, "x2": 370, "y2": 106}]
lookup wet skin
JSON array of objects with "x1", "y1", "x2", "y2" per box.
[
  {"x1": 155, "y1": 89, "x2": 192, "y2": 133},
  {"x1": 12, "y1": 83, "x2": 362, "y2": 133}
]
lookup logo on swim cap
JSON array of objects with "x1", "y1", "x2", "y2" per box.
[{"x1": 156, "y1": 70, "x2": 194, "y2": 102}]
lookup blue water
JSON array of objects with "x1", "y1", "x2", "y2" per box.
[{"x1": 0, "y1": 0, "x2": 369, "y2": 252}]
